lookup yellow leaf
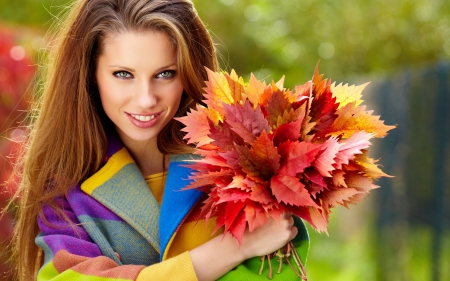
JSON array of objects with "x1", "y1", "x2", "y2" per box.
[
  {"x1": 203, "y1": 68, "x2": 234, "y2": 109},
  {"x1": 243, "y1": 73, "x2": 266, "y2": 106},
  {"x1": 331, "y1": 82, "x2": 369, "y2": 109}
]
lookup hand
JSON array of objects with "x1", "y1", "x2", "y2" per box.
[
  {"x1": 239, "y1": 213, "x2": 298, "y2": 260},
  {"x1": 189, "y1": 213, "x2": 298, "y2": 281}
]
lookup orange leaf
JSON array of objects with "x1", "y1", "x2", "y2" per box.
[
  {"x1": 177, "y1": 104, "x2": 213, "y2": 147},
  {"x1": 327, "y1": 102, "x2": 396, "y2": 138},
  {"x1": 243, "y1": 73, "x2": 266, "y2": 106}
]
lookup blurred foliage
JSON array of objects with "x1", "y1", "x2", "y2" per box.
[
  {"x1": 0, "y1": 0, "x2": 449, "y2": 280},
  {"x1": 194, "y1": 0, "x2": 450, "y2": 87},
  {"x1": 1, "y1": 0, "x2": 450, "y2": 86},
  {"x1": 0, "y1": 25, "x2": 35, "y2": 281}
]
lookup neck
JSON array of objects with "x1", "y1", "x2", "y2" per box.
[{"x1": 121, "y1": 137, "x2": 168, "y2": 176}]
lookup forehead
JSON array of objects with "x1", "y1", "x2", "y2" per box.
[{"x1": 99, "y1": 30, "x2": 177, "y2": 66}]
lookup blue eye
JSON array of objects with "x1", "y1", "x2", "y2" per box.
[
  {"x1": 114, "y1": 71, "x2": 132, "y2": 79},
  {"x1": 157, "y1": 70, "x2": 176, "y2": 79}
]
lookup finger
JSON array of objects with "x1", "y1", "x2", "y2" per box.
[
  {"x1": 290, "y1": 226, "x2": 298, "y2": 239},
  {"x1": 288, "y1": 216, "x2": 295, "y2": 227}
]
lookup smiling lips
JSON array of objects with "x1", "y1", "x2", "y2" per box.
[
  {"x1": 131, "y1": 114, "x2": 157, "y2": 122},
  {"x1": 127, "y1": 112, "x2": 161, "y2": 128}
]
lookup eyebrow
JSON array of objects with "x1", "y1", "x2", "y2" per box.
[{"x1": 108, "y1": 63, "x2": 177, "y2": 73}]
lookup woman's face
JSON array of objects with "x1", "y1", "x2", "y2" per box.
[{"x1": 96, "y1": 30, "x2": 183, "y2": 148}]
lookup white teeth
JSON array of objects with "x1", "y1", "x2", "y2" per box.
[{"x1": 131, "y1": 114, "x2": 156, "y2": 122}]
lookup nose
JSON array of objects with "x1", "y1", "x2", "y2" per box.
[{"x1": 135, "y1": 80, "x2": 157, "y2": 108}]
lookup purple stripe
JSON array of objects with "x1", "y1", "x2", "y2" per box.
[
  {"x1": 39, "y1": 197, "x2": 91, "y2": 240},
  {"x1": 41, "y1": 234, "x2": 102, "y2": 258},
  {"x1": 68, "y1": 185, "x2": 124, "y2": 221}
]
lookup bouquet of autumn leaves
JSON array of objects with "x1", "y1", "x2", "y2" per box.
[{"x1": 176, "y1": 65, "x2": 395, "y2": 279}]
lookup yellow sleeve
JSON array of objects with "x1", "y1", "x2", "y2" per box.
[{"x1": 136, "y1": 251, "x2": 198, "y2": 281}]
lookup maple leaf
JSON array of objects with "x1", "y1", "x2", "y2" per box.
[
  {"x1": 278, "y1": 140, "x2": 324, "y2": 176},
  {"x1": 264, "y1": 89, "x2": 292, "y2": 128},
  {"x1": 303, "y1": 168, "x2": 328, "y2": 198},
  {"x1": 245, "y1": 201, "x2": 269, "y2": 232},
  {"x1": 312, "y1": 137, "x2": 341, "y2": 177},
  {"x1": 215, "y1": 200, "x2": 247, "y2": 244},
  {"x1": 224, "y1": 174, "x2": 251, "y2": 191},
  {"x1": 345, "y1": 171, "x2": 379, "y2": 193},
  {"x1": 334, "y1": 131, "x2": 373, "y2": 169},
  {"x1": 177, "y1": 104, "x2": 213, "y2": 147},
  {"x1": 217, "y1": 188, "x2": 250, "y2": 204},
  {"x1": 311, "y1": 63, "x2": 331, "y2": 100},
  {"x1": 225, "y1": 70, "x2": 245, "y2": 103},
  {"x1": 184, "y1": 169, "x2": 234, "y2": 190},
  {"x1": 243, "y1": 73, "x2": 267, "y2": 106},
  {"x1": 202, "y1": 69, "x2": 233, "y2": 121},
  {"x1": 249, "y1": 130, "x2": 280, "y2": 178},
  {"x1": 274, "y1": 101, "x2": 307, "y2": 129},
  {"x1": 326, "y1": 102, "x2": 396, "y2": 138},
  {"x1": 223, "y1": 100, "x2": 271, "y2": 144},
  {"x1": 287, "y1": 205, "x2": 329, "y2": 234},
  {"x1": 309, "y1": 88, "x2": 338, "y2": 137},
  {"x1": 354, "y1": 150, "x2": 392, "y2": 179},
  {"x1": 270, "y1": 174, "x2": 318, "y2": 207},
  {"x1": 321, "y1": 186, "x2": 362, "y2": 211},
  {"x1": 292, "y1": 81, "x2": 312, "y2": 103},
  {"x1": 272, "y1": 118, "x2": 303, "y2": 145},
  {"x1": 194, "y1": 154, "x2": 232, "y2": 168},
  {"x1": 209, "y1": 121, "x2": 244, "y2": 151},
  {"x1": 331, "y1": 170, "x2": 347, "y2": 187},
  {"x1": 331, "y1": 81, "x2": 368, "y2": 109},
  {"x1": 234, "y1": 143, "x2": 265, "y2": 183},
  {"x1": 250, "y1": 181, "x2": 273, "y2": 204},
  {"x1": 218, "y1": 150, "x2": 241, "y2": 170}
]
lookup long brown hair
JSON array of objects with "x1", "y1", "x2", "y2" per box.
[{"x1": 11, "y1": 0, "x2": 218, "y2": 280}]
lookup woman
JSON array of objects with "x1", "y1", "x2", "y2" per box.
[{"x1": 12, "y1": 0, "x2": 309, "y2": 280}]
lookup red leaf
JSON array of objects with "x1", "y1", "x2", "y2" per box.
[
  {"x1": 217, "y1": 188, "x2": 250, "y2": 203},
  {"x1": 278, "y1": 141, "x2": 323, "y2": 176},
  {"x1": 209, "y1": 121, "x2": 244, "y2": 151},
  {"x1": 223, "y1": 100, "x2": 271, "y2": 144},
  {"x1": 222, "y1": 201, "x2": 247, "y2": 244},
  {"x1": 270, "y1": 174, "x2": 318, "y2": 207},
  {"x1": 249, "y1": 130, "x2": 280, "y2": 178},
  {"x1": 234, "y1": 144, "x2": 265, "y2": 183},
  {"x1": 272, "y1": 118, "x2": 303, "y2": 145},
  {"x1": 250, "y1": 182, "x2": 272, "y2": 204},
  {"x1": 313, "y1": 137, "x2": 341, "y2": 177},
  {"x1": 245, "y1": 201, "x2": 269, "y2": 232},
  {"x1": 184, "y1": 169, "x2": 233, "y2": 190}
]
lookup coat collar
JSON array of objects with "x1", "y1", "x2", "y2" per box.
[{"x1": 80, "y1": 132, "x2": 202, "y2": 257}]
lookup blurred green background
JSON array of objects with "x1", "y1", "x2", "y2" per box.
[{"x1": 0, "y1": 0, "x2": 449, "y2": 280}]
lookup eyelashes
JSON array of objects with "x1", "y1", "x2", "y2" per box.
[
  {"x1": 113, "y1": 71, "x2": 132, "y2": 79},
  {"x1": 156, "y1": 70, "x2": 176, "y2": 79},
  {"x1": 112, "y1": 70, "x2": 176, "y2": 80}
]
